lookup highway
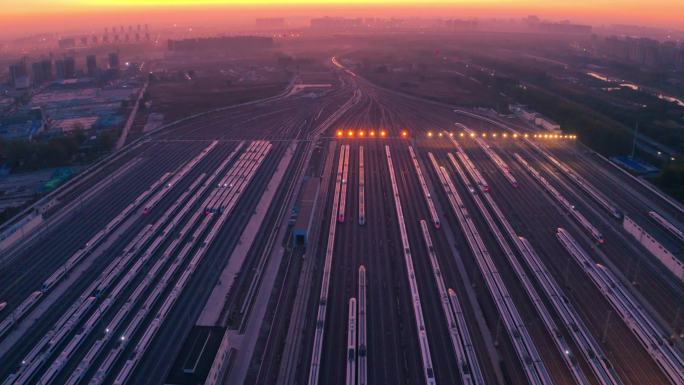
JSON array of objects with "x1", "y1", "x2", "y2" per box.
[{"x1": 1, "y1": 59, "x2": 682, "y2": 385}]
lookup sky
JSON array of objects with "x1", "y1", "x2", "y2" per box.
[{"x1": 2, "y1": 0, "x2": 683, "y2": 38}]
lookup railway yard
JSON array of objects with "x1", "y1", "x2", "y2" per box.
[{"x1": 0, "y1": 60, "x2": 683, "y2": 385}]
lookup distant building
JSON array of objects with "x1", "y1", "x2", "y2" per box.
[
  {"x1": 445, "y1": 19, "x2": 478, "y2": 30},
  {"x1": 55, "y1": 59, "x2": 65, "y2": 79},
  {"x1": 510, "y1": 104, "x2": 561, "y2": 133},
  {"x1": 108, "y1": 52, "x2": 120, "y2": 70},
  {"x1": 58, "y1": 37, "x2": 76, "y2": 49},
  {"x1": 167, "y1": 36, "x2": 274, "y2": 51},
  {"x1": 32, "y1": 62, "x2": 45, "y2": 85},
  {"x1": 256, "y1": 18, "x2": 285, "y2": 29},
  {"x1": 536, "y1": 22, "x2": 592, "y2": 34},
  {"x1": 40, "y1": 60, "x2": 53, "y2": 83},
  {"x1": 86, "y1": 55, "x2": 98, "y2": 77},
  {"x1": 63, "y1": 57, "x2": 76, "y2": 79},
  {"x1": 9, "y1": 59, "x2": 30, "y2": 89},
  {"x1": 310, "y1": 17, "x2": 362, "y2": 30},
  {"x1": 599, "y1": 35, "x2": 684, "y2": 69},
  {"x1": 534, "y1": 116, "x2": 561, "y2": 132}
]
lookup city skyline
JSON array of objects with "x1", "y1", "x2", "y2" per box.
[{"x1": 2, "y1": 0, "x2": 684, "y2": 38}]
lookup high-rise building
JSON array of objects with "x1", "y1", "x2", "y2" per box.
[
  {"x1": 32, "y1": 62, "x2": 42, "y2": 85},
  {"x1": 86, "y1": 55, "x2": 97, "y2": 77},
  {"x1": 108, "y1": 52, "x2": 120, "y2": 70},
  {"x1": 63, "y1": 57, "x2": 76, "y2": 78},
  {"x1": 55, "y1": 59, "x2": 66, "y2": 79},
  {"x1": 40, "y1": 60, "x2": 53, "y2": 83},
  {"x1": 9, "y1": 59, "x2": 30, "y2": 89}
]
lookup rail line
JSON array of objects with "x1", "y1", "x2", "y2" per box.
[
  {"x1": 514, "y1": 153, "x2": 604, "y2": 244},
  {"x1": 359, "y1": 146, "x2": 365, "y2": 226},
  {"x1": 419, "y1": 220, "x2": 484, "y2": 385},
  {"x1": 649, "y1": 211, "x2": 684, "y2": 244},
  {"x1": 409, "y1": 146, "x2": 440, "y2": 228},
  {"x1": 357, "y1": 266, "x2": 367, "y2": 385},
  {"x1": 449, "y1": 153, "x2": 596, "y2": 385},
  {"x1": 345, "y1": 298, "x2": 357, "y2": 385},
  {"x1": 557, "y1": 228, "x2": 684, "y2": 384},
  {"x1": 385, "y1": 145, "x2": 436, "y2": 385},
  {"x1": 428, "y1": 152, "x2": 552, "y2": 385},
  {"x1": 338, "y1": 145, "x2": 350, "y2": 223},
  {"x1": 100, "y1": 142, "x2": 272, "y2": 385},
  {"x1": 307, "y1": 143, "x2": 345, "y2": 385}
]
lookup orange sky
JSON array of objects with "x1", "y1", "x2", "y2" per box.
[{"x1": 2, "y1": 1, "x2": 683, "y2": 38}]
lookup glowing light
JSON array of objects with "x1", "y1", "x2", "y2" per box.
[
  {"x1": 513, "y1": 133, "x2": 518, "y2": 138},
  {"x1": 469, "y1": 133, "x2": 475, "y2": 138},
  {"x1": 503, "y1": 133, "x2": 508, "y2": 138},
  {"x1": 449, "y1": 132, "x2": 454, "y2": 137},
  {"x1": 359, "y1": 130, "x2": 365, "y2": 137},
  {"x1": 492, "y1": 133, "x2": 497, "y2": 138},
  {"x1": 336, "y1": 130, "x2": 343, "y2": 137},
  {"x1": 380, "y1": 130, "x2": 387, "y2": 137},
  {"x1": 401, "y1": 131, "x2": 408, "y2": 138},
  {"x1": 482, "y1": 133, "x2": 487, "y2": 137},
  {"x1": 347, "y1": 130, "x2": 354, "y2": 137},
  {"x1": 524, "y1": 133, "x2": 529, "y2": 138},
  {"x1": 370, "y1": 131, "x2": 376, "y2": 137},
  {"x1": 438, "y1": 132, "x2": 443, "y2": 137},
  {"x1": 460, "y1": 132, "x2": 465, "y2": 137},
  {"x1": 427, "y1": 131, "x2": 433, "y2": 137}
]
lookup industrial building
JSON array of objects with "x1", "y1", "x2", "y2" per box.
[{"x1": 510, "y1": 104, "x2": 562, "y2": 133}]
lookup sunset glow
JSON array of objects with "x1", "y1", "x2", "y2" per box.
[{"x1": 2, "y1": 0, "x2": 684, "y2": 30}]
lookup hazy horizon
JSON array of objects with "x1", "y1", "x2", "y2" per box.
[{"x1": 2, "y1": 1, "x2": 683, "y2": 39}]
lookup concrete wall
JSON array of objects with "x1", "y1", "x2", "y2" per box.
[{"x1": 623, "y1": 215, "x2": 684, "y2": 282}]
